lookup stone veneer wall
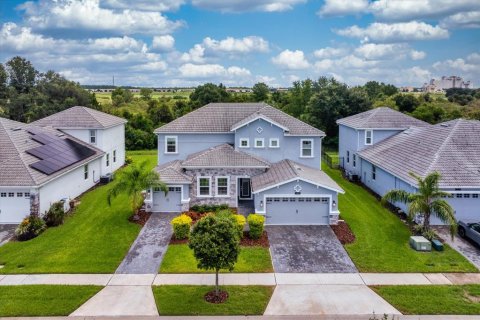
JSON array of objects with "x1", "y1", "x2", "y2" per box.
[{"x1": 185, "y1": 168, "x2": 265, "y2": 207}]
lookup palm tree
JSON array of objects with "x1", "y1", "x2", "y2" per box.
[
  {"x1": 382, "y1": 171, "x2": 457, "y2": 238},
  {"x1": 107, "y1": 161, "x2": 167, "y2": 216}
]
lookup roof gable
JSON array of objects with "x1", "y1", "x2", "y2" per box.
[
  {"x1": 155, "y1": 103, "x2": 324, "y2": 136},
  {"x1": 230, "y1": 113, "x2": 289, "y2": 132},
  {"x1": 32, "y1": 106, "x2": 127, "y2": 129},
  {"x1": 336, "y1": 107, "x2": 430, "y2": 130}
]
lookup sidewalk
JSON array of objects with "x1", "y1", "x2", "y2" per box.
[
  {"x1": 2, "y1": 315, "x2": 480, "y2": 319},
  {"x1": 2, "y1": 272, "x2": 480, "y2": 286}
]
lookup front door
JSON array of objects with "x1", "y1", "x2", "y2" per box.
[{"x1": 239, "y1": 178, "x2": 251, "y2": 199}]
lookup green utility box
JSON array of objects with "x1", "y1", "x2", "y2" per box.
[
  {"x1": 409, "y1": 236, "x2": 432, "y2": 251},
  {"x1": 432, "y1": 239, "x2": 444, "y2": 251}
]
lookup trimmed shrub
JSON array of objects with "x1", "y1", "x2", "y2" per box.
[
  {"x1": 15, "y1": 215, "x2": 46, "y2": 241},
  {"x1": 247, "y1": 214, "x2": 265, "y2": 239},
  {"x1": 190, "y1": 204, "x2": 230, "y2": 213},
  {"x1": 125, "y1": 156, "x2": 133, "y2": 164},
  {"x1": 43, "y1": 201, "x2": 65, "y2": 227},
  {"x1": 233, "y1": 214, "x2": 246, "y2": 238},
  {"x1": 171, "y1": 214, "x2": 192, "y2": 239}
]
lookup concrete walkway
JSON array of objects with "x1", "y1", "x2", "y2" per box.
[
  {"x1": 115, "y1": 213, "x2": 176, "y2": 274},
  {"x1": 2, "y1": 272, "x2": 480, "y2": 286}
]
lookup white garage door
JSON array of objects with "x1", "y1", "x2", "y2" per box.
[
  {"x1": 0, "y1": 191, "x2": 30, "y2": 224},
  {"x1": 266, "y1": 197, "x2": 330, "y2": 225}
]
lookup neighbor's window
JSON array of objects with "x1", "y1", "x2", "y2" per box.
[
  {"x1": 84, "y1": 164, "x2": 89, "y2": 180},
  {"x1": 216, "y1": 177, "x2": 229, "y2": 196},
  {"x1": 0, "y1": 193, "x2": 6, "y2": 197},
  {"x1": 473, "y1": 194, "x2": 479, "y2": 199},
  {"x1": 347, "y1": 151, "x2": 350, "y2": 163},
  {"x1": 17, "y1": 192, "x2": 23, "y2": 197},
  {"x1": 254, "y1": 138, "x2": 265, "y2": 148},
  {"x1": 8, "y1": 192, "x2": 14, "y2": 197},
  {"x1": 239, "y1": 138, "x2": 249, "y2": 148},
  {"x1": 301, "y1": 139, "x2": 313, "y2": 157},
  {"x1": 89, "y1": 130, "x2": 96, "y2": 144},
  {"x1": 113, "y1": 150, "x2": 117, "y2": 163},
  {"x1": 24, "y1": 192, "x2": 30, "y2": 198},
  {"x1": 106, "y1": 153, "x2": 110, "y2": 167},
  {"x1": 365, "y1": 130, "x2": 373, "y2": 145},
  {"x1": 165, "y1": 136, "x2": 177, "y2": 153},
  {"x1": 269, "y1": 138, "x2": 280, "y2": 148},
  {"x1": 198, "y1": 177, "x2": 211, "y2": 196},
  {"x1": 372, "y1": 165, "x2": 376, "y2": 180},
  {"x1": 353, "y1": 154, "x2": 356, "y2": 167}
]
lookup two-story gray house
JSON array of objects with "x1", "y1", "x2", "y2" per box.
[{"x1": 144, "y1": 102, "x2": 344, "y2": 225}]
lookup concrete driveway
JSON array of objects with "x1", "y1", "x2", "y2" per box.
[
  {"x1": 115, "y1": 213, "x2": 176, "y2": 274},
  {"x1": 434, "y1": 226, "x2": 480, "y2": 270},
  {"x1": 0, "y1": 224, "x2": 15, "y2": 247},
  {"x1": 267, "y1": 225, "x2": 357, "y2": 273}
]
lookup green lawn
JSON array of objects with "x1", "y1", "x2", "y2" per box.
[
  {"x1": 0, "y1": 152, "x2": 157, "y2": 274},
  {"x1": 323, "y1": 162, "x2": 477, "y2": 273},
  {"x1": 372, "y1": 285, "x2": 480, "y2": 315},
  {"x1": 160, "y1": 244, "x2": 273, "y2": 273},
  {"x1": 153, "y1": 285, "x2": 273, "y2": 315},
  {"x1": 0, "y1": 285, "x2": 102, "y2": 316}
]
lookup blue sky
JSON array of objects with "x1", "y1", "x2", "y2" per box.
[{"x1": 1, "y1": 0, "x2": 479, "y2": 87}]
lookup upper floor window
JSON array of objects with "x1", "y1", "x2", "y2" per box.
[
  {"x1": 254, "y1": 138, "x2": 265, "y2": 148},
  {"x1": 165, "y1": 136, "x2": 178, "y2": 154},
  {"x1": 300, "y1": 139, "x2": 313, "y2": 158},
  {"x1": 269, "y1": 138, "x2": 280, "y2": 148},
  {"x1": 365, "y1": 130, "x2": 373, "y2": 145},
  {"x1": 372, "y1": 165, "x2": 377, "y2": 180},
  {"x1": 113, "y1": 150, "x2": 117, "y2": 163},
  {"x1": 198, "y1": 177, "x2": 211, "y2": 197},
  {"x1": 347, "y1": 151, "x2": 350, "y2": 163},
  {"x1": 239, "y1": 138, "x2": 249, "y2": 148},
  {"x1": 106, "y1": 153, "x2": 110, "y2": 167},
  {"x1": 353, "y1": 154, "x2": 356, "y2": 167},
  {"x1": 84, "y1": 164, "x2": 89, "y2": 180},
  {"x1": 89, "y1": 130, "x2": 96, "y2": 144},
  {"x1": 216, "y1": 177, "x2": 229, "y2": 197}
]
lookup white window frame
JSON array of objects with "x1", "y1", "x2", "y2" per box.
[
  {"x1": 239, "y1": 138, "x2": 249, "y2": 148},
  {"x1": 84, "y1": 164, "x2": 89, "y2": 180},
  {"x1": 300, "y1": 139, "x2": 314, "y2": 158},
  {"x1": 216, "y1": 176, "x2": 230, "y2": 197},
  {"x1": 269, "y1": 138, "x2": 280, "y2": 148},
  {"x1": 365, "y1": 130, "x2": 373, "y2": 145},
  {"x1": 89, "y1": 129, "x2": 96, "y2": 144},
  {"x1": 165, "y1": 136, "x2": 178, "y2": 154},
  {"x1": 197, "y1": 176, "x2": 212, "y2": 197},
  {"x1": 254, "y1": 138, "x2": 265, "y2": 148},
  {"x1": 113, "y1": 150, "x2": 117, "y2": 163},
  {"x1": 106, "y1": 153, "x2": 110, "y2": 167}
]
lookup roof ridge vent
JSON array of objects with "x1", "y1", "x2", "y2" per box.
[
  {"x1": 440, "y1": 123, "x2": 450, "y2": 127},
  {"x1": 11, "y1": 127, "x2": 22, "y2": 131}
]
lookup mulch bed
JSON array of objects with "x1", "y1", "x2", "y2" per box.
[
  {"x1": 128, "y1": 208, "x2": 151, "y2": 226},
  {"x1": 205, "y1": 290, "x2": 229, "y2": 304},
  {"x1": 169, "y1": 235, "x2": 189, "y2": 245},
  {"x1": 331, "y1": 220, "x2": 356, "y2": 244},
  {"x1": 240, "y1": 231, "x2": 269, "y2": 247},
  {"x1": 183, "y1": 211, "x2": 210, "y2": 224}
]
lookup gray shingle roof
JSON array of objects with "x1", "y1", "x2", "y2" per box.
[
  {"x1": 154, "y1": 160, "x2": 192, "y2": 184},
  {"x1": 336, "y1": 107, "x2": 430, "y2": 129},
  {"x1": 32, "y1": 106, "x2": 127, "y2": 129},
  {"x1": 251, "y1": 159, "x2": 344, "y2": 193},
  {"x1": 182, "y1": 144, "x2": 271, "y2": 168},
  {"x1": 358, "y1": 119, "x2": 480, "y2": 188},
  {"x1": 155, "y1": 103, "x2": 324, "y2": 136},
  {"x1": 0, "y1": 117, "x2": 104, "y2": 187}
]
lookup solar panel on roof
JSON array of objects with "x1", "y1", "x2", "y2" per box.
[{"x1": 26, "y1": 131, "x2": 96, "y2": 175}]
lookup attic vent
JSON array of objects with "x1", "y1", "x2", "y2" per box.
[
  {"x1": 11, "y1": 127, "x2": 22, "y2": 131},
  {"x1": 403, "y1": 128, "x2": 414, "y2": 135},
  {"x1": 440, "y1": 123, "x2": 450, "y2": 127}
]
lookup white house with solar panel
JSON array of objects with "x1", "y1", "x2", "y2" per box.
[{"x1": 0, "y1": 107, "x2": 126, "y2": 224}]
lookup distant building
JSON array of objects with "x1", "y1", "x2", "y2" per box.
[
  {"x1": 423, "y1": 76, "x2": 472, "y2": 93},
  {"x1": 400, "y1": 86, "x2": 416, "y2": 93},
  {"x1": 226, "y1": 87, "x2": 252, "y2": 93}
]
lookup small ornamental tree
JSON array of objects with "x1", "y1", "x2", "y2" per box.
[{"x1": 189, "y1": 214, "x2": 240, "y2": 300}]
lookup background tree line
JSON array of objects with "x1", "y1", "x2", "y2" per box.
[{"x1": 2, "y1": 56, "x2": 479, "y2": 150}]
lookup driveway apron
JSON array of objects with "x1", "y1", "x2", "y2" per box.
[
  {"x1": 434, "y1": 226, "x2": 480, "y2": 270},
  {"x1": 267, "y1": 225, "x2": 357, "y2": 273},
  {"x1": 0, "y1": 224, "x2": 15, "y2": 247},
  {"x1": 116, "y1": 213, "x2": 176, "y2": 274}
]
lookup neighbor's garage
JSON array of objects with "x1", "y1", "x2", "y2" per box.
[
  {"x1": 152, "y1": 186, "x2": 182, "y2": 212},
  {"x1": 0, "y1": 190, "x2": 31, "y2": 224},
  {"x1": 265, "y1": 196, "x2": 330, "y2": 225}
]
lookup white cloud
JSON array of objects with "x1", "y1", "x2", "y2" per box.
[
  {"x1": 100, "y1": 0, "x2": 185, "y2": 12},
  {"x1": 152, "y1": 35, "x2": 175, "y2": 52},
  {"x1": 369, "y1": 0, "x2": 480, "y2": 21},
  {"x1": 410, "y1": 50, "x2": 426, "y2": 60},
  {"x1": 433, "y1": 54, "x2": 480, "y2": 73},
  {"x1": 180, "y1": 44, "x2": 206, "y2": 63},
  {"x1": 202, "y1": 36, "x2": 269, "y2": 54},
  {"x1": 18, "y1": 0, "x2": 183, "y2": 35},
  {"x1": 335, "y1": 21, "x2": 449, "y2": 42},
  {"x1": 318, "y1": 0, "x2": 369, "y2": 17},
  {"x1": 133, "y1": 61, "x2": 168, "y2": 71},
  {"x1": 313, "y1": 47, "x2": 348, "y2": 59},
  {"x1": 272, "y1": 50, "x2": 310, "y2": 70},
  {"x1": 354, "y1": 43, "x2": 426, "y2": 61},
  {"x1": 178, "y1": 63, "x2": 251, "y2": 78},
  {"x1": 440, "y1": 11, "x2": 480, "y2": 29},
  {"x1": 191, "y1": 0, "x2": 306, "y2": 12}
]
